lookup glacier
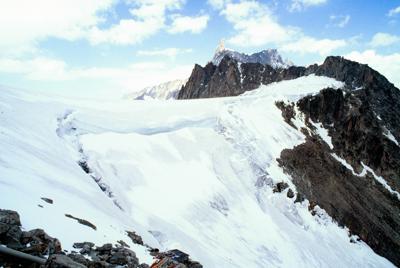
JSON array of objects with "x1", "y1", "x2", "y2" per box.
[{"x1": 0, "y1": 75, "x2": 394, "y2": 267}]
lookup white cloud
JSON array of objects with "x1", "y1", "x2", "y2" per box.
[
  {"x1": 289, "y1": 0, "x2": 327, "y2": 12},
  {"x1": 0, "y1": 0, "x2": 114, "y2": 56},
  {"x1": 0, "y1": 0, "x2": 195, "y2": 53},
  {"x1": 388, "y1": 6, "x2": 400, "y2": 17},
  {"x1": 137, "y1": 48, "x2": 193, "y2": 58},
  {"x1": 220, "y1": 0, "x2": 344, "y2": 56},
  {"x1": 89, "y1": 18, "x2": 162, "y2": 45},
  {"x1": 281, "y1": 37, "x2": 346, "y2": 55},
  {"x1": 207, "y1": 0, "x2": 231, "y2": 9},
  {"x1": 345, "y1": 50, "x2": 400, "y2": 88},
  {"x1": 89, "y1": 0, "x2": 185, "y2": 45},
  {"x1": 222, "y1": 1, "x2": 298, "y2": 46},
  {"x1": 0, "y1": 57, "x2": 69, "y2": 80},
  {"x1": 369, "y1": 32, "x2": 400, "y2": 47},
  {"x1": 329, "y1": 15, "x2": 350, "y2": 28},
  {"x1": 168, "y1": 14, "x2": 210, "y2": 34},
  {"x1": 0, "y1": 56, "x2": 192, "y2": 93}
]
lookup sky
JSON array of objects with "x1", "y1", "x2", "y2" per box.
[{"x1": 0, "y1": 0, "x2": 399, "y2": 98}]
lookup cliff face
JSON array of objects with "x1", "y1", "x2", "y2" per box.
[
  {"x1": 279, "y1": 60, "x2": 400, "y2": 266},
  {"x1": 279, "y1": 87, "x2": 400, "y2": 266},
  {"x1": 178, "y1": 55, "x2": 400, "y2": 266}
]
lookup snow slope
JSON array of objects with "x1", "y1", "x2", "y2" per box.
[{"x1": 0, "y1": 76, "x2": 394, "y2": 267}]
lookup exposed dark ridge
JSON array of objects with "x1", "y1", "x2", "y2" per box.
[
  {"x1": 178, "y1": 55, "x2": 306, "y2": 99},
  {"x1": 278, "y1": 83, "x2": 400, "y2": 266},
  {"x1": 177, "y1": 55, "x2": 397, "y2": 101},
  {"x1": 309, "y1": 56, "x2": 395, "y2": 90},
  {"x1": 296, "y1": 87, "x2": 400, "y2": 190},
  {"x1": 278, "y1": 134, "x2": 400, "y2": 267},
  {"x1": 178, "y1": 63, "x2": 216, "y2": 99}
]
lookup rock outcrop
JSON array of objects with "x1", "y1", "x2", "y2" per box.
[
  {"x1": 276, "y1": 60, "x2": 400, "y2": 266},
  {"x1": 0, "y1": 209, "x2": 61, "y2": 267}
]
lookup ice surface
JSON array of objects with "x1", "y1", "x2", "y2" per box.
[{"x1": 0, "y1": 75, "x2": 394, "y2": 267}]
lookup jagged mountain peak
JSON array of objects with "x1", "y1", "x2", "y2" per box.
[
  {"x1": 215, "y1": 39, "x2": 227, "y2": 54},
  {"x1": 211, "y1": 42, "x2": 292, "y2": 69}
]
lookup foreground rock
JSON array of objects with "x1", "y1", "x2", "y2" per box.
[
  {"x1": 1, "y1": 209, "x2": 62, "y2": 266},
  {"x1": 0, "y1": 209, "x2": 203, "y2": 268},
  {"x1": 150, "y1": 249, "x2": 202, "y2": 268}
]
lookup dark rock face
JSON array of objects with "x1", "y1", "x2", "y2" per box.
[
  {"x1": 276, "y1": 59, "x2": 400, "y2": 266},
  {"x1": 178, "y1": 63, "x2": 216, "y2": 99},
  {"x1": 279, "y1": 135, "x2": 400, "y2": 266},
  {"x1": 296, "y1": 87, "x2": 400, "y2": 190}
]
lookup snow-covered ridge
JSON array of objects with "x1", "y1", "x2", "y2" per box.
[
  {"x1": 212, "y1": 40, "x2": 292, "y2": 68},
  {"x1": 126, "y1": 79, "x2": 187, "y2": 100},
  {"x1": 0, "y1": 76, "x2": 394, "y2": 267}
]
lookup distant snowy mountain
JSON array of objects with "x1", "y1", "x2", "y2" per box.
[
  {"x1": 127, "y1": 79, "x2": 187, "y2": 100},
  {"x1": 211, "y1": 40, "x2": 292, "y2": 68}
]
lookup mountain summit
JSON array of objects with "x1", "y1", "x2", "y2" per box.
[{"x1": 211, "y1": 40, "x2": 292, "y2": 68}]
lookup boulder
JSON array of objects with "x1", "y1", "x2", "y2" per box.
[{"x1": 45, "y1": 254, "x2": 86, "y2": 268}]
